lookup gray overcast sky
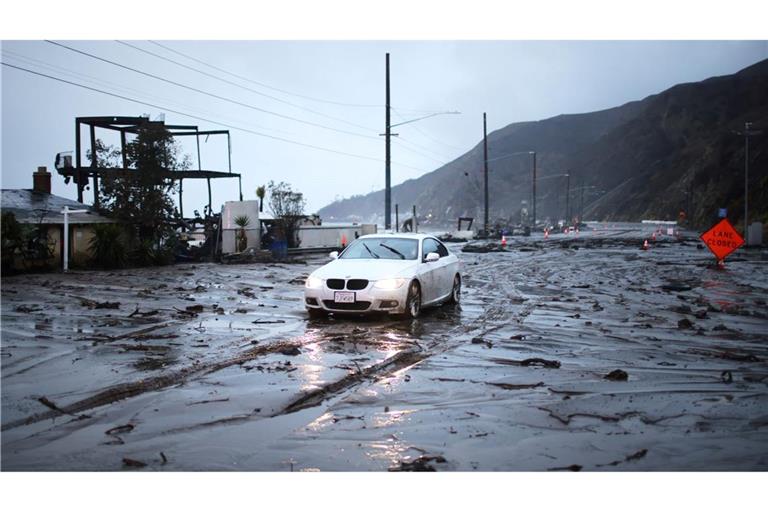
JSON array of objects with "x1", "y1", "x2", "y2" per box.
[{"x1": 2, "y1": 40, "x2": 767, "y2": 213}]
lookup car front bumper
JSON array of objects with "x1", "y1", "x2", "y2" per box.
[{"x1": 304, "y1": 282, "x2": 410, "y2": 315}]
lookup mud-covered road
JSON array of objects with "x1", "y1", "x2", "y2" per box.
[{"x1": 2, "y1": 223, "x2": 768, "y2": 471}]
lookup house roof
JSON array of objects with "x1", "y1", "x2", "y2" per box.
[{"x1": 1, "y1": 189, "x2": 114, "y2": 225}]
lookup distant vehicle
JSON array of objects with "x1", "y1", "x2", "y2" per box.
[{"x1": 304, "y1": 233, "x2": 461, "y2": 319}]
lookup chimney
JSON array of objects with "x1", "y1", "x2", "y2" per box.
[{"x1": 33, "y1": 166, "x2": 52, "y2": 194}]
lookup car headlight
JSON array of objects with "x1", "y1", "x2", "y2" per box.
[
  {"x1": 373, "y1": 278, "x2": 406, "y2": 290},
  {"x1": 305, "y1": 276, "x2": 323, "y2": 289}
]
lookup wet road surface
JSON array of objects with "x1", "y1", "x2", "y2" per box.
[{"x1": 2, "y1": 224, "x2": 767, "y2": 470}]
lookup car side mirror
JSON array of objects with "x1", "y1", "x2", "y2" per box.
[
  {"x1": 329, "y1": 251, "x2": 339, "y2": 260},
  {"x1": 425, "y1": 252, "x2": 440, "y2": 263}
]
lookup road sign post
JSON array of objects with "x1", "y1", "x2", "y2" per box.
[{"x1": 699, "y1": 218, "x2": 745, "y2": 267}]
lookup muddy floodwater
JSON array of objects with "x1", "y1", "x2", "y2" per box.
[{"x1": 2, "y1": 224, "x2": 768, "y2": 471}]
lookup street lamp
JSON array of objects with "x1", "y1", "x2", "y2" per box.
[
  {"x1": 381, "y1": 53, "x2": 460, "y2": 231},
  {"x1": 738, "y1": 122, "x2": 762, "y2": 245},
  {"x1": 530, "y1": 151, "x2": 537, "y2": 229}
]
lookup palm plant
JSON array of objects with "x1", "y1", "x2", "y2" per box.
[
  {"x1": 234, "y1": 215, "x2": 251, "y2": 252},
  {"x1": 255, "y1": 185, "x2": 266, "y2": 213}
]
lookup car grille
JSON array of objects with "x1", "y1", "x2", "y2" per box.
[
  {"x1": 326, "y1": 279, "x2": 345, "y2": 290},
  {"x1": 346, "y1": 279, "x2": 369, "y2": 290},
  {"x1": 322, "y1": 300, "x2": 371, "y2": 311},
  {"x1": 324, "y1": 278, "x2": 369, "y2": 290}
]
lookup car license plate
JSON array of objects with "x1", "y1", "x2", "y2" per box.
[{"x1": 334, "y1": 291, "x2": 355, "y2": 303}]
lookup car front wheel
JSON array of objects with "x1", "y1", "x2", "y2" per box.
[{"x1": 404, "y1": 281, "x2": 421, "y2": 319}]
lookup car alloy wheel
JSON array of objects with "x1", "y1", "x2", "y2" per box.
[{"x1": 405, "y1": 281, "x2": 421, "y2": 319}]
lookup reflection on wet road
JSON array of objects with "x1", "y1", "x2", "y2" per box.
[{"x1": 2, "y1": 224, "x2": 767, "y2": 470}]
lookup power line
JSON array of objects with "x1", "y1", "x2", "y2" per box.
[
  {"x1": 1, "y1": 49, "x2": 305, "y2": 140},
  {"x1": 397, "y1": 135, "x2": 457, "y2": 161},
  {"x1": 1, "y1": 61, "x2": 428, "y2": 172},
  {"x1": 391, "y1": 107, "x2": 467, "y2": 151},
  {"x1": 115, "y1": 40, "x2": 381, "y2": 135},
  {"x1": 388, "y1": 109, "x2": 459, "y2": 161},
  {"x1": 148, "y1": 40, "x2": 384, "y2": 109},
  {"x1": 148, "y1": 41, "x2": 455, "y2": 116},
  {"x1": 393, "y1": 138, "x2": 449, "y2": 165},
  {"x1": 45, "y1": 40, "x2": 380, "y2": 141}
]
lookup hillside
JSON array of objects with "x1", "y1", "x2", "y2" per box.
[{"x1": 319, "y1": 59, "x2": 768, "y2": 231}]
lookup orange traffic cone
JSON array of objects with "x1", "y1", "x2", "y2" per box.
[
  {"x1": 341, "y1": 233, "x2": 347, "y2": 248},
  {"x1": 544, "y1": 229, "x2": 549, "y2": 240},
  {"x1": 501, "y1": 235, "x2": 507, "y2": 248},
  {"x1": 642, "y1": 239, "x2": 649, "y2": 250},
  {"x1": 651, "y1": 232, "x2": 657, "y2": 241}
]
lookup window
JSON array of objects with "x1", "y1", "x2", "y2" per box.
[
  {"x1": 435, "y1": 240, "x2": 449, "y2": 257},
  {"x1": 339, "y1": 237, "x2": 418, "y2": 260},
  {"x1": 422, "y1": 238, "x2": 440, "y2": 260}
]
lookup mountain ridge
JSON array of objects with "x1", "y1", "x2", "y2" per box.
[{"x1": 319, "y1": 59, "x2": 768, "y2": 230}]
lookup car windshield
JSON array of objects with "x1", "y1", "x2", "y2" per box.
[{"x1": 339, "y1": 237, "x2": 419, "y2": 260}]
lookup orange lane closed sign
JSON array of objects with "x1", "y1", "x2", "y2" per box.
[{"x1": 700, "y1": 218, "x2": 745, "y2": 261}]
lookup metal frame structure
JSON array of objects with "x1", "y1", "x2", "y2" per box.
[{"x1": 55, "y1": 116, "x2": 243, "y2": 218}]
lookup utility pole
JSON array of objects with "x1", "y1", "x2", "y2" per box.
[
  {"x1": 483, "y1": 112, "x2": 489, "y2": 235},
  {"x1": 744, "y1": 121, "x2": 751, "y2": 245},
  {"x1": 384, "y1": 53, "x2": 392, "y2": 231},
  {"x1": 579, "y1": 181, "x2": 585, "y2": 223},
  {"x1": 565, "y1": 172, "x2": 571, "y2": 224},
  {"x1": 531, "y1": 151, "x2": 537, "y2": 229}
]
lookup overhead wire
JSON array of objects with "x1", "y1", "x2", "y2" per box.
[
  {"x1": 391, "y1": 106, "x2": 467, "y2": 152},
  {"x1": 392, "y1": 138, "x2": 450, "y2": 166},
  {"x1": 148, "y1": 41, "x2": 456, "y2": 116},
  {"x1": 45, "y1": 40, "x2": 381, "y2": 141},
  {"x1": 115, "y1": 41, "x2": 462, "y2": 170},
  {"x1": 115, "y1": 40, "x2": 382, "y2": 135},
  {"x1": 1, "y1": 61, "x2": 429, "y2": 172},
  {"x1": 0, "y1": 49, "x2": 304, "y2": 140},
  {"x1": 148, "y1": 40, "x2": 384, "y2": 109}
]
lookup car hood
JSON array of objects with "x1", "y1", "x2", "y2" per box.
[{"x1": 312, "y1": 258, "x2": 418, "y2": 281}]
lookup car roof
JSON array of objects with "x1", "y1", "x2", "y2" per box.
[{"x1": 357, "y1": 233, "x2": 433, "y2": 241}]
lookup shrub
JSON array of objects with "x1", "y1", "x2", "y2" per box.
[
  {"x1": 89, "y1": 224, "x2": 128, "y2": 269},
  {"x1": 1, "y1": 212, "x2": 24, "y2": 273}
]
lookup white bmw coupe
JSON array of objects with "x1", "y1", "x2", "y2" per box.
[{"x1": 304, "y1": 233, "x2": 461, "y2": 318}]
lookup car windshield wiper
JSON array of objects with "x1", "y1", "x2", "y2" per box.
[
  {"x1": 362, "y1": 242, "x2": 379, "y2": 259},
  {"x1": 379, "y1": 243, "x2": 405, "y2": 259}
]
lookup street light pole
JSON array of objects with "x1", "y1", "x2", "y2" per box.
[
  {"x1": 381, "y1": 52, "x2": 459, "y2": 231},
  {"x1": 744, "y1": 121, "x2": 751, "y2": 245},
  {"x1": 483, "y1": 112, "x2": 489, "y2": 235},
  {"x1": 565, "y1": 172, "x2": 571, "y2": 224},
  {"x1": 384, "y1": 53, "x2": 391, "y2": 231},
  {"x1": 531, "y1": 151, "x2": 537, "y2": 229}
]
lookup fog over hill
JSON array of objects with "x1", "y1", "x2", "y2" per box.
[{"x1": 319, "y1": 59, "x2": 768, "y2": 231}]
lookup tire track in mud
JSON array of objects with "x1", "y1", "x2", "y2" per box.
[
  {"x1": 150, "y1": 304, "x2": 518, "y2": 435},
  {"x1": 1, "y1": 337, "x2": 316, "y2": 432}
]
